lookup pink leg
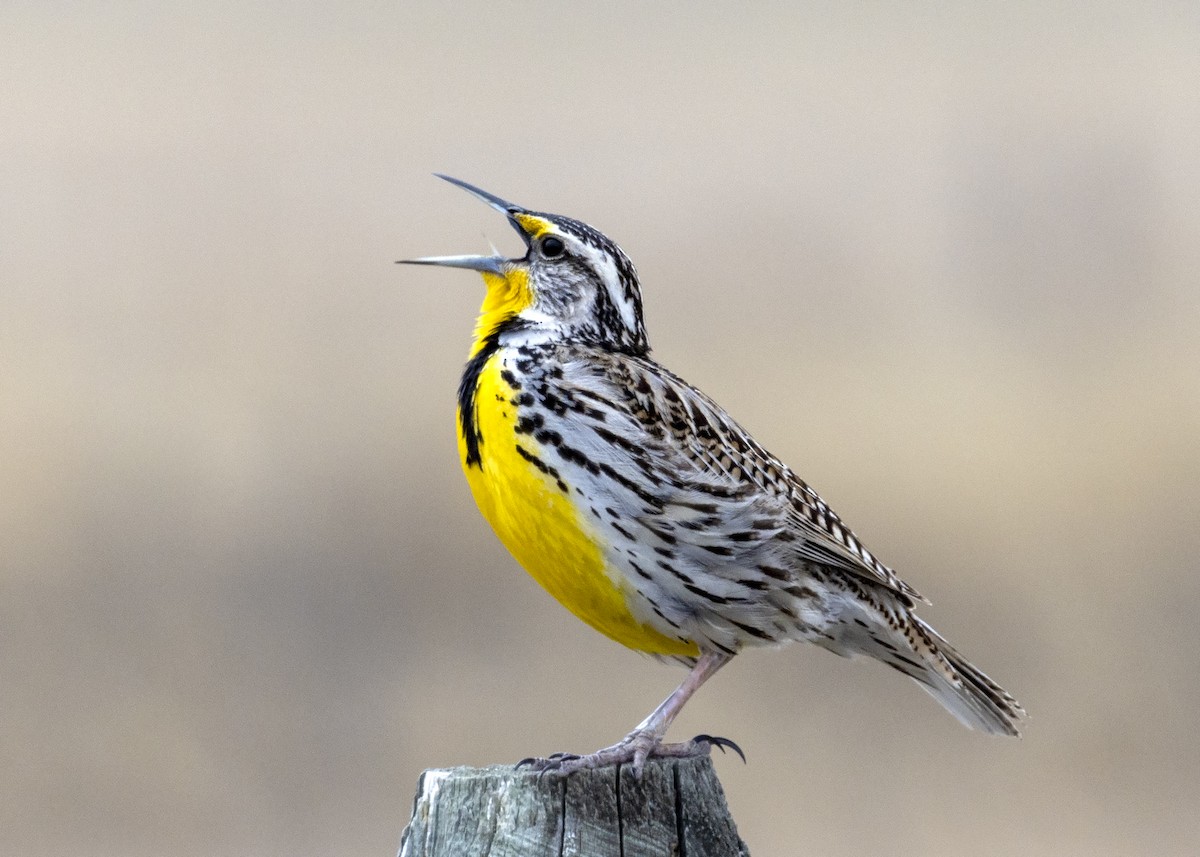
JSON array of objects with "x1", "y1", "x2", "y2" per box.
[
  {"x1": 519, "y1": 651, "x2": 737, "y2": 775},
  {"x1": 630, "y1": 651, "x2": 732, "y2": 742}
]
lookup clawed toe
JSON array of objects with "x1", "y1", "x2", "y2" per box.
[
  {"x1": 691, "y1": 733, "x2": 747, "y2": 763},
  {"x1": 513, "y1": 742, "x2": 640, "y2": 776},
  {"x1": 641, "y1": 733, "x2": 747, "y2": 763},
  {"x1": 515, "y1": 752, "x2": 578, "y2": 773}
]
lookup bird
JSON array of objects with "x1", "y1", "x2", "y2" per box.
[{"x1": 401, "y1": 175, "x2": 1026, "y2": 773}]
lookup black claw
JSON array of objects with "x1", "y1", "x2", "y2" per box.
[
  {"x1": 516, "y1": 751, "x2": 581, "y2": 772},
  {"x1": 536, "y1": 760, "x2": 567, "y2": 781},
  {"x1": 693, "y1": 734, "x2": 747, "y2": 764}
]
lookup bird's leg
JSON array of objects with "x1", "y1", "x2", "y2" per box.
[
  {"x1": 620, "y1": 650, "x2": 734, "y2": 768},
  {"x1": 519, "y1": 650, "x2": 737, "y2": 775}
]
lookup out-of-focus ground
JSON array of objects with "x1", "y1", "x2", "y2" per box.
[{"x1": 3, "y1": 4, "x2": 1198, "y2": 855}]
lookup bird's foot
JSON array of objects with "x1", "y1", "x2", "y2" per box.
[
  {"x1": 655, "y1": 733, "x2": 746, "y2": 764},
  {"x1": 516, "y1": 733, "x2": 744, "y2": 777}
]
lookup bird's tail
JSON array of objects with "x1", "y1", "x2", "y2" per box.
[
  {"x1": 893, "y1": 616, "x2": 1026, "y2": 737},
  {"x1": 817, "y1": 595, "x2": 1027, "y2": 735}
]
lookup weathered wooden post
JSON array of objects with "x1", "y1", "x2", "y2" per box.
[{"x1": 398, "y1": 755, "x2": 749, "y2": 856}]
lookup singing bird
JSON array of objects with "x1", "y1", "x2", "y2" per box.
[{"x1": 403, "y1": 176, "x2": 1025, "y2": 772}]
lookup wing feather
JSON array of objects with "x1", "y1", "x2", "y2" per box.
[{"x1": 576, "y1": 352, "x2": 925, "y2": 605}]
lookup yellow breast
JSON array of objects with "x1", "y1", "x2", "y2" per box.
[{"x1": 459, "y1": 352, "x2": 698, "y2": 657}]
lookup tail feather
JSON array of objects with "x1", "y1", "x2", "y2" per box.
[
  {"x1": 903, "y1": 616, "x2": 1026, "y2": 737},
  {"x1": 816, "y1": 593, "x2": 1027, "y2": 736}
]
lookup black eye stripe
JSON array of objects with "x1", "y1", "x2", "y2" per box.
[{"x1": 540, "y1": 236, "x2": 565, "y2": 258}]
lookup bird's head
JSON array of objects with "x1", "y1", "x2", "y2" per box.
[{"x1": 401, "y1": 175, "x2": 648, "y2": 356}]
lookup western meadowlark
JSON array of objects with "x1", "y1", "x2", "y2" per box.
[{"x1": 402, "y1": 175, "x2": 1026, "y2": 772}]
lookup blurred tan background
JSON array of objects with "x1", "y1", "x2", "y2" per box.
[{"x1": 3, "y1": 3, "x2": 1198, "y2": 855}]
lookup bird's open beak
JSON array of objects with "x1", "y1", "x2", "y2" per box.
[{"x1": 397, "y1": 175, "x2": 535, "y2": 272}]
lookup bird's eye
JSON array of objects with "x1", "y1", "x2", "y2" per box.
[{"x1": 539, "y1": 236, "x2": 565, "y2": 259}]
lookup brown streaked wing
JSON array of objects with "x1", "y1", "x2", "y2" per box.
[{"x1": 606, "y1": 353, "x2": 926, "y2": 605}]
